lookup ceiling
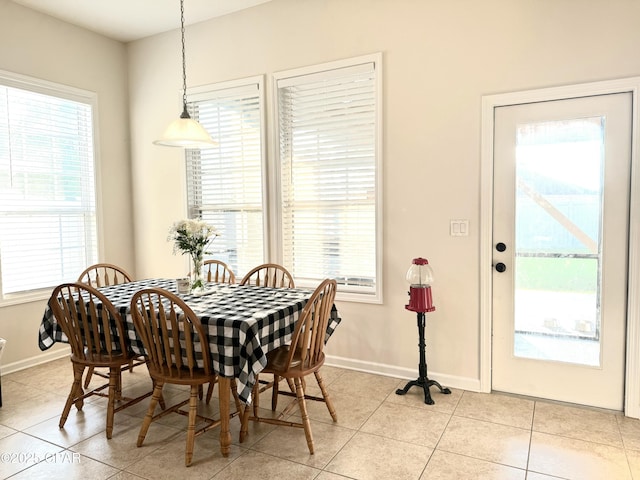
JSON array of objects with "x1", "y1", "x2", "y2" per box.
[{"x1": 10, "y1": 0, "x2": 272, "y2": 42}]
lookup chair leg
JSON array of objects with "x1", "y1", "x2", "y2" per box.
[
  {"x1": 314, "y1": 371, "x2": 337, "y2": 422},
  {"x1": 252, "y1": 374, "x2": 261, "y2": 417},
  {"x1": 294, "y1": 377, "x2": 314, "y2": 454},
  {"x1": 105, "y1": 367, "x2": 119, "y2": 439},
  {"x1": 156, "y1": 381, "x2": 167, "y2": 411},
  {"x1": 240, "y1": 381, "x2": 259, "y2": 443},
  {"x1": 83, "y1": 366, "x2": 94, "y2": 388},
  {"x1": 73, "y1": 367, "x2": 86, "y2": 410},
  {"x1": 205, "y1": 379, "x2": 217, "y2": 405},
  {"x1": 231, "y1": 378, "x2": 243, "y2": 414},
  {"x1": 137, "y1": 382, "x2": 163, "y2": 447},
  {"x1": 115, "y1": 367, "x2": 123, "y2": 401},
  {"x1": 60, "y1": 363, "x2": 84, "y2": 428},
  {"x1": 271, "y1": 374, "x2": 280, "y2": 411},
  {"x1": 271, "y1": 376, "x2": 295, "y2": 411},
  {"x1": 185, "y1": 385, "x2": 198, "y2": 467}
]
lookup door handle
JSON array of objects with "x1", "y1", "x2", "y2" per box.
[
  {"x1": 495, "y1": 262, "x2": 506, "y2": 273},
  {"x1": 496, "y1": 242, "x2": 507, "y2": 252}
]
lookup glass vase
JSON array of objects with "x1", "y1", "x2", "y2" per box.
[{"x1": 190, "y1": 251, "x2": 204, "y2": 293}]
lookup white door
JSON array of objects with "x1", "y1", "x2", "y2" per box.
[{"x1": 492, "y1": 93, "x2": 632, "y2": 410}]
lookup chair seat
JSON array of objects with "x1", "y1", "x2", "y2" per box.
[
  {"x1": 147, "y1": 366, "x2": 216, "y2": 386},
  {"x1": 75, "y1": 348, "x2": 127, "y2": 364},
  {"x1": 72, "y1": 352, "x2": 128, "y2": 367},
  {"x1": 265, "y1": 345, "x2": 301, "y2": 371},
  {"x1": 264, "y1": 346, "x2": 326, "y2": 375}
]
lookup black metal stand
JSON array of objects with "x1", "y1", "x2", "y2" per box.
[{"x1": 395, "y1": 311, "x2": 451, "y2": 404}]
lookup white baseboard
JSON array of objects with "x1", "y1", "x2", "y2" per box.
[
  {"x1": 2, "y1": 349, "x2": 482, "y2": 394},
  {"x1": 325, "y1": 354, "x2": 482, "y2": 392},
  {"x1": 1, "y1": 347, "x2": 70, "y2": 375}
]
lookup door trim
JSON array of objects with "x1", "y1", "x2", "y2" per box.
[{"x1": 480, "y1": 77, "x2": 640, "y2": 417}]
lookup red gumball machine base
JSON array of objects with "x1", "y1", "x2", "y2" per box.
[{"x1": 405, "y1": 285, "x2": 435, "y2": 313}]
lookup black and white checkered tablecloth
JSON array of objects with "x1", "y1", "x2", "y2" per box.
[{"x1": 38, "y1": 279, "x2": 341, "y2": 403}]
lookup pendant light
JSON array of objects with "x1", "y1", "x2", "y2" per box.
[{"x1": 154, "y1": 0, "x2": 217, "y2": 148}]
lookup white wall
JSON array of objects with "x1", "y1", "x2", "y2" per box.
[
  {"x1": 2, "y1": 0, "x2": 640, "y2": 393},
  {"x1": 128, "y1": 0, "x2": 640, "y2": 389},
  {"x1": 0, "y1": 0, "x2": 134, "y2": 367}
]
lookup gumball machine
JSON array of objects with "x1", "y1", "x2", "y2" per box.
[
  {"x1": 396, "y1": 257, "x2": 451, "y2": 404},
  {"x1": 405, "y1": 257, "x2": 435, "y2": 313}
]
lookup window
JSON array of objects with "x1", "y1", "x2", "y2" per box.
[
  {"x1": 275, "y1": 54, "x2": 382, "y2": 302},
  {"x1": 185, "y1": 77, "x2": 266, "y2": 277},
  {"x1": 185, "y1": 54, "x2": 382, "y2": 302},
  {"x1": 0, "y1": 71, "x2": 98, "y2": 305}
]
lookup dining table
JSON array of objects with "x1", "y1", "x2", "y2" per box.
[{"x1": 38, "y1": 278, "x2": 341, "y2": 456}]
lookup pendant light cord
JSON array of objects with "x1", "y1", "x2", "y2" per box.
[{"x1": 179, "y1": 0, "x2": 190, "y2": 119}]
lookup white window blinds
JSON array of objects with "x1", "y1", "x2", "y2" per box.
[
  {"x1": 186, "y1": 79, "x2": 265, "y2": 277},
  {"x1": 0, "y1": 76, "x2": 97, "y2": 300},
  {"x1": 276, "y1": 58, "x2": 381, "y2": 299}
]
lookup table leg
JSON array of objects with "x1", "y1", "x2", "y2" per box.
[{"x1": 218, "y1": 377, "x2": 231, "y2": 457}]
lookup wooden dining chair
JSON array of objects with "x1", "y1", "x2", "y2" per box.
[
  {"x1": 239, "y1": 263, "x2": 295, "y2": 288},
  {"x1": 203, "y1": 259, "x2": 236, "y2": 284},
  {"x1": 240, "y1": 279, "x2": 338, "y2": 454},
  {"x1": 130, "y1": 287, "x2": 242, "y2": 467},
  {"x1": 240, "y1": 262, "x2": 296, "y2": 410},
  {"x1": 77, "y1": 263, "x2": 133, "y2": 288},
  {"x1": 49, "y1": 283, "x2": 153, "y2": 439},
  {"x1": 77, "y1": 263, "x2": 143, "y2": 388}
]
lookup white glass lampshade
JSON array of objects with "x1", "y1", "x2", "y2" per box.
[
  {"x1": 406, "y1": 258, "x2": 434, "y2": 286},
  {"x1": 153, "y1": 116, "x2": 218, "y2": 148}
]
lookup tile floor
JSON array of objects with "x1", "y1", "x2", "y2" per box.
[{"x1": 2, "y1": 358, "x2": 640, "y2": 479}]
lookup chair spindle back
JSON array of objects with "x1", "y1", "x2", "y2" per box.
[
  {"x1": 204, "y1": 259, "x2": 236, "y2": 284},
  {"x1": 285, "y1": 278, "x2": 337, "y2": 370},
  {"x1": 49, "y1": 282, "x2": 128, "y2": 363},
  {"x1": 131, "y1": 288, "x2": 211, "y2": 380},
  {"x1": 78, "y1": 263, "x2": 133, "y2": 288},
  {"x1": 240, "y1": 263, "x2": 295, "y2": 289}
]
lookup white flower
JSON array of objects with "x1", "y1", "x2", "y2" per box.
[{"x1": 168, "y1": 219, "x2": 219, "y2": 256}]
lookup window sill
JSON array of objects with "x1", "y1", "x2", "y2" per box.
[{"x1": 0, "y1": 289, "x2": 51, "y2": 308}]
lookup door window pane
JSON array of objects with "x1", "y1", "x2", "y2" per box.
[{"x1": 513, "y1": 118, "x2": 604, "y2": 366}]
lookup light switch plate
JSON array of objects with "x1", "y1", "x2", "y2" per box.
[{"x1": 450, "y1": 219, "x2": 469, "y2": 236}]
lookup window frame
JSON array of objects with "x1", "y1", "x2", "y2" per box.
[
  {"x1": 0, "y1": 69, "x2": 101, "y2": 307},
  {"x1": 271, "y1": 53, "x2": 383, "y2": 303}
]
